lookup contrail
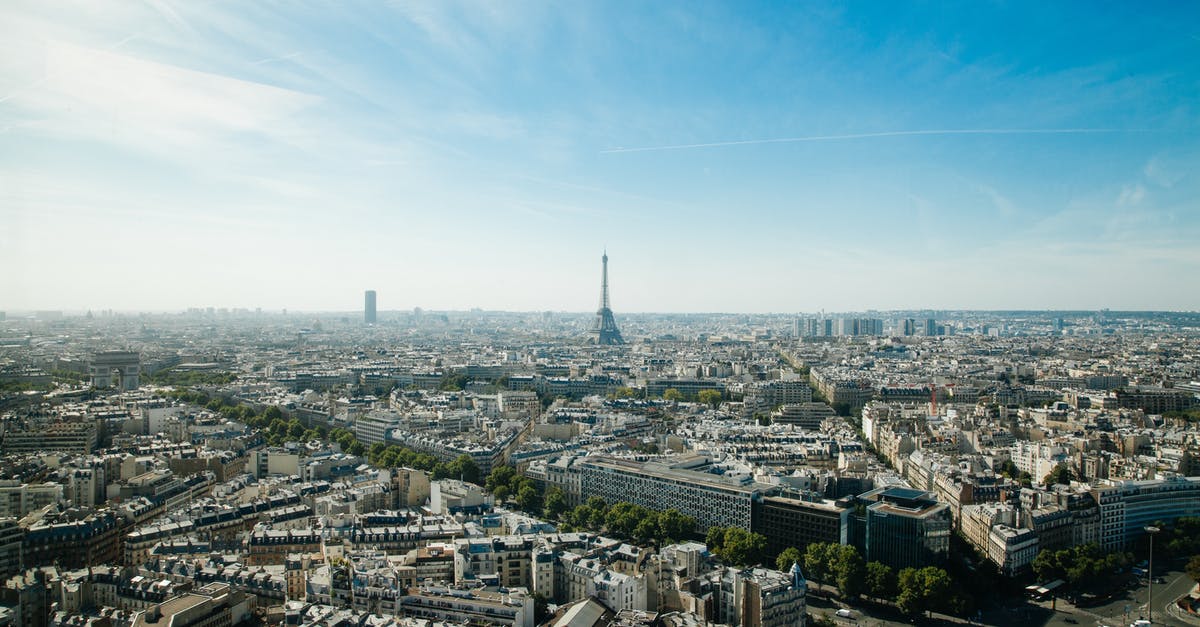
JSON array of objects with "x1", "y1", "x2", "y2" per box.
[{"x1": 600, "y1": 128, "x2": 1126, "y2": 154}]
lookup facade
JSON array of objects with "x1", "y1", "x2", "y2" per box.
[
  {"x1": 398, "y1": 585, "x2": 534, "y2": 627},
  {"x1": 579, "y1": 456, "x2": 763, "y2": 531},
  {"x1": 858, "y1": 487, "x2": 951, "y2": 570},
  {"x1": 130, "y1": 583, "x2": 251, "y2": 627},
  {"x1": 23, "y1": 511, "x2": 121, "y2": 570},
  {"x1": 354, "y1": 411, "x2": 404, "y2": 447},
  {"x1": 740, "y1": 565, "x2": 806, "y2": 627},
  {"x1": 754, "y1": 495, "x2": 850, "y2": 557},
  {"x1": 364, "y1": 290, "x2": 377, "y2": 324},
  {"x1": 1101, "y1": 475, "x2": 1200, "y2": 548},
  {"x1": 2, "y1": 422, "x2": 98, "y2": 456},
  {"x1": 0, "y1": 482, "x2": 63, "y2": 518},
  {"x1": 773, "y1": 403, "x2": 834, "y2": 430}
]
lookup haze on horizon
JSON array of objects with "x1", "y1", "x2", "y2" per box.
[{"x1": 2, "y1": 2, "x2": 1199, "y2": 314}]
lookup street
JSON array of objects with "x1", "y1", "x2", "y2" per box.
[{"x1": 806, "y1": 569, "x2": 1198, "y2": 627}]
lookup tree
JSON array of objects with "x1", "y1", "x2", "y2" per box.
[
  {"x1": 698, "y1": 389, "x2": 722, "y2": 409},
  {"x1": 543, "y1": 487, "x2": 567, "y2": 520},
  {"x1": 896, "y1": 568, "x2": 923, "y2": 616},
  {"x1": 1043, "y1": 463, "x2": 1073, "y2": 487},
  {"x1": 517, "y1": 484, "x2": 541, "y2": 512},
  {"x1": 531, "y1": 592, "x2": 551, "y2": 624},
  {"x1": 663, "y1": 388, "x2": 683, "y2": 402},
  {"x1": 832, "y1": 545, "x2": 866, "y2": 599},
  {"x1": 635, "y1": 517, "x2": 660, "y2": 542},
  {"x1": 804, "y1": 542, "x2": 837, "y2": 587},
  {"x1": 917, "y1": 566, "x2": 953, "y2": 614},
  {"x1": 486, "y1": 465, "x2": 517, "y2": 493},
  {"x1": 1187, "y1": 554, "x2": 1200, "y2": 585},
  {"x1": 611, "y1": 386, "x2": 636, "y2": 399},
  {"x1": 776, "y1": 547, "x2": 803, "y2": 573},
  {"x1": 865, "y1": 561, "x2": 896, "y2": 601},
  {"x1": 658, "y1": 509, "x2": 695, "y2": 542},
  {"x1": 706, "y1": 526, "x2": 727, "y2": 553},
  {"x1": 715, "y1": 528, "x2": 766, "y2": 567},
  {"x1": 896, "y1": 566, "x2": 953, "y2": 616}
]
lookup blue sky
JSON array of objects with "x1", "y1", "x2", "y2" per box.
[{"x1": 2, "y1": 1, "x2": 1198, "y2": 313}]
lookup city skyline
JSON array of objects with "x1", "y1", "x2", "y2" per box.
[{"x1": 3, "y1": 2, "x2": 1200, "y2": 312}]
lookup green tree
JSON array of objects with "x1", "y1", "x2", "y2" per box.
[
  {"x1": 896, "y1": 568, "x2": 923, "y2": 616},
  {"x1": 486, "y1": 465, "x2": 518, "y2": 493},
  {"x1": 776, "y1": 547, "x2": 803, "y2": 573},
  {"x1": 832, "y1": 545, "x2": 866, "y2": 599},
  {"x1": 804, "y1": 542, "x2": 837, "y2": 587},
  {"x1": 698, "y1": 389, "x2": 722, "y2": 408},
  {"x1": 715, "y1": 528, "x2": 766, "y2": 567},
  {"x1": 531, "y1": 592, "x2": 551, "y2": 624},
  {"x1": 1187, "y1": 554, "x2": 1200, "y2": 585},
  {"x1": 444, "y1": 454, "x2": 480, "y2": 484},
  {"x1": 543, "y1": 487, "x2": 567, "y2": 520},
  {"x1": 917, "y1": 566, "x2": 953, "y2": 614},
  {"x1": 663, "y1": 388, "x2": 683, "y2": 402},
  {"x1": 606, "y1": 502, "x2": 641, "y2": 536},
  {"x1": 1042, "y1": 463, "x2": 1073, "y2": 487},
  {"x1": 611, "y1": 386, "x2": 637, "y2": 399},
  {"x1": 517, "y1": 484, "x2": 540, "y2": 512},
  {"x1": 634, "y1": 517, "x2": 660, "y2": 542},
  {"x1": 706, "y1": 526, "x2": 726, "y2": 553},
  {"x1": 262, "y1": 405, "x2": 284, "y2": 421},
  {"x1": 657, "y1": 509, "x2": 695, "y2": 543},
  {"x1": 865, "y1": 561, "x2": 896, "y2": 601}
]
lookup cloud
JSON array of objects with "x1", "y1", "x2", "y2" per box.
[
  {"x1": 1143, "y1": 154, "x2": 1189, "y2": 188},
  {"x1": 1116, "y1": 183, "x2": 1146, "y2": 207}
]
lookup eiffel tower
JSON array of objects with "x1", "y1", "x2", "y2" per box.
[{"x1": 588, "y1": 251, "x2": 624, "y2": 345}]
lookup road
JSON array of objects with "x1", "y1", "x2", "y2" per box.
[
  {"x1": 807, "y1": 569, "x2": 1198, "y2": 627},
  {"x1": 1072, "y1": 568, "x2": 1197, "y2": 627}
]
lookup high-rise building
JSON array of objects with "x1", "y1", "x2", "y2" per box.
[
  {"x1": 588, "y1": 251, "x2": 624, "y2": 345},
  {"x1": 924, "y1": 318, "x2": 938, "y2": 336},
  {"x1": 364, "y1": 290, "x2": 377, "y2": 324}
]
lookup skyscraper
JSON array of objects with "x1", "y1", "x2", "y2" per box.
[
  {"x1": 364, "y1": 290, "x2": 377, "y2": 324},
  {"x1": 588, "y1": 251, "x2": 624, "y2": 345}
]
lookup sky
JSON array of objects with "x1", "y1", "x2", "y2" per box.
[{"x1": 2, "y1": 1, "x2": 1199, "y2": 314}]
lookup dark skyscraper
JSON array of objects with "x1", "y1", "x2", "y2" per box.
[
  {"x1": 589, "y1": 251, "x2": 624, "y2": 345},
  {"x1": 364, "y1": 290, "x2": 377, "y2": 324}
]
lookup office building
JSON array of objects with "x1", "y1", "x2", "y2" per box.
[
  {"x1": 579, "y1": 456, "x2": 764, "y2": 531},
  {"x1": 754, "y1": 495, "x2": 851, "y2": 557},
  {"x1": 364, "y1": 290, "x2": 377, "y2": 324},
  {"x1": 857, "y1": 486, "x2": 951, "y2": 570}
]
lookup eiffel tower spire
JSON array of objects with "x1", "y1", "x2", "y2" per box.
[{"x1": 589, "y1": 250, "x2": 624, "y2": 345}]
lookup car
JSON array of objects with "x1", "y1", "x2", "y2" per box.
[
  {"x1": 1064, "y1": 618, "x2": 1077, "y2": 624},
  {"x1": 1152, "y1": 576, "x2": 1166, "y2": 583},
  {"x1": 836, "y1": 609, "x2": 854, "y2": 619}
]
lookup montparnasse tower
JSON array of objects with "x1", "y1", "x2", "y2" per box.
[{"x1": 588, "y1": 251, "x2": 624, "y2": 345}]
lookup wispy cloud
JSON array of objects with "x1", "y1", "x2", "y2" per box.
[{"x1": 601, "y1": 128, "x2": 1135, "y2": 154}]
